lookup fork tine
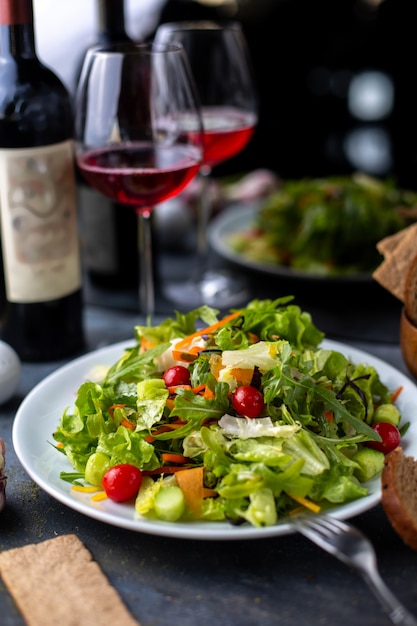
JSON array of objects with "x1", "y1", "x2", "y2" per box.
[
  {"x1": 293, "y1": 514, "x2": 345, "y2": 539},
  {"x1": 294, "y1": 515, "x2": 371, "y2": 556},
  {"x1": 308, "y1": 516, "x2": 351, "y2": 536},
  {"x1": 295, "y1": 514, "x2": 363, "y2": 539},
  {"x1": 292, "y1": 514, "x2": 343, "y2": 557},
  {"x1": 297, "y1": 514, "x2": 342, "y2": 529},
  {"x1": 317, "y1": 516, "x2": 353, "y2": 533}
]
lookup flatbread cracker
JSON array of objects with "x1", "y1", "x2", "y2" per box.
[
  {"x1": 373, "y1": 222, "x2": 417, "y2": 302},
  {"x1": 377, "y1": 229, "x2": 407, "y2": 257},
  {"x1": 373, "y1": 259, "x2": 406, "y2": 302},
  {"x1": 405, "y1": 253, "x2": 417, "y2": 326},
  {"x1": 376, "y1": 222, "x2": 417, "y2": 257},
  {"x1": 0, "y1": 534, "x2": 140, "y2": 626}
]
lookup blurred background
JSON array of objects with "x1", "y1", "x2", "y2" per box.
[
  {"x1": 33, "y1": 0, "x2": 163, "y2": 93},
  {"x1": 33, "y1": 0, "x2": 417, "y2": 189}
]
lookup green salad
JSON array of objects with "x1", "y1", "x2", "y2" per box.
[
  {"x1": 228, "y1": 173, "x2": 417, "y2": 276},
  {"x1": 53, "y1": 298, "x2": 405, "y2": 527}
]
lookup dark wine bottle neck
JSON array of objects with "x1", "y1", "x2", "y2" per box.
[
  {"x1": 0, "y1": 0, "x2": 36, "y2": 59},
  {"x1": 97, "y1": 0, "x2": 131, "y2": 43}
]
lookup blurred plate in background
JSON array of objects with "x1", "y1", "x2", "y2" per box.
[{"x1": 209, "y1": 204, "x2": 372, "y2": 283}]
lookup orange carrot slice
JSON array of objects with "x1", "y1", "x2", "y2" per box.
[
  {"x1": 121, "y1": 418, "x2": 135, "y2": 430},
  {"x1": 323, "y1": 409, "x2": 334, "y2": 422},
  {"x1": 174, "y1": 310, "x2": 242, "y2": 352},
  {"x1": 229, "y1": 367, "x2": 253, "y2": 386},
  {"x1": 161, "y1": 453, "x2": 191, "y2": 464},
  {"x1": 175, "y1": 466, "x2": 216, "y2": 518},
  {"x1": 391, "y1": 386, "x2": 403, "y2": 403},
  {"x1": 167, "y1": 385, "x2": 192, "y2": 394},
  {"x1": 108, "y1": 403, "x2": 126, "y2": 418}
]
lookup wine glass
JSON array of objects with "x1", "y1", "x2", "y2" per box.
[
  {"x1": 155, "y1": 21, "x2": 258, "y2": 308},
  {"x1": 74, "y1": 42, "x2": 203, "y2": 317}
]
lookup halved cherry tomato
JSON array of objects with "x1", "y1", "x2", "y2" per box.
[
  {"x1": 163, "y1": 365, "x2": 191, "y2": 387},
  {"x1": 232, "y1": 385, "x2": 265, "y2": 418},
  {"x1": 101, "y1": 464, "x2": 143, "y2": 502},
  {"x1": 363, "y1": 422, "x2": 400, "y2": 455}
]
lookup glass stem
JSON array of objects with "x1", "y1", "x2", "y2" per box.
[
  {"x1": 196, "y1": 166, "x2": 212, "y2": 274},
  {"x1": 137, "y1": 208, "x2": 154, "y2": 318}
]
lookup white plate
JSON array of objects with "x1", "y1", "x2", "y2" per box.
[
  {"x1": 13, "y1": 338, "x2": 417, "y2": 541},
  {"x1": 209, "y1": 204, "x2": 371, "y2": 282}
]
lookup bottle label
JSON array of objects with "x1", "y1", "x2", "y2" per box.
[{"x1": 0, "y1": 141, "x2": 82, "y2": 303}]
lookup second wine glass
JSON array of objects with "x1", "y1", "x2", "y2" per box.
[
  {"x1": 155, "y1": 21, "x2": 258, "y2": 309},
  {"x1": 74, "y1": 41, "x2": 203, "y2": 317}
]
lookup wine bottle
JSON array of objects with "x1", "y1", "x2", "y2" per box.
[
  {"x1": 76, "y1": 0, "x2": 139, "y2": 290},
  {"x1": 0, "y1": 0, "x2": 85, "y2": 361}
]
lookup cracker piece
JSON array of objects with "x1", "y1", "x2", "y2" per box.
[
  {"x1": 377, "y1": 222, "x2": 417, "y2": 257},
  {"x1": 372, "y1": 256, "x2": 408, "y2": 302},
  {"x1": 405, "y1": 253, "x2": 417, "y2": 326},
  {"x1": 376, "y1": 229, "x2": 408, "y2": 256},
  {"x1": 0, "y1": 534, "x2": 140, "y2": 626},
  {"x1": 373, "y1": 223, "x2": 417, "y2": 301}
]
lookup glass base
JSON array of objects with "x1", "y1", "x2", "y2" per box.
[{"x1": 162, "y1": 269, "x2": 250, "y2": 310}]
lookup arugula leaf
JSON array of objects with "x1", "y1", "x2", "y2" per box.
[
  {"x1": 155, "y1": 383, "x2": 230, "y2": 440},
  {"x1": 59, "y1": 472, "x2": 85, "y2": 486},
  {"x1": 134, "y1": 306, "x2": 219, "y2": 347},
  {"x1": 104, "y1": 343, "x2": 169, "y2": 386},
  {"x1": 263, "y1": 344, "x2": 379, "y2": 440}
]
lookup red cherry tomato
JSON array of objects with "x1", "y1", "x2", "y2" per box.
[
  {"x1": 363, "y1": 422, "x2": 401, "y2": 455},
  {"x1": 101, "y1": 464, "x2": 143, "y2": 502},
  {"x1": 232, "y1": 385, "x2": 265, "y2": 418},
  {"x1": 163, "y1": 365, "x2": 191, "y2": 387}
]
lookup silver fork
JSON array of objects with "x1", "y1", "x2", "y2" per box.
[{"x1": 292, "y1": 514, "x2": 417, "y2": 626}]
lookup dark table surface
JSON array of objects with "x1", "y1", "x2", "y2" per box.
[{"x1": 1, "y1": 223, "x2": 417, "y2": 626}]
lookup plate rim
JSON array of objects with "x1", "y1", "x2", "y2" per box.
[
  {"x1": 208, "y1": 203, "x2": 372, "y2": 283},
  {"x1": 12, "y1": 337, "x2": 417, "y2": 541}
]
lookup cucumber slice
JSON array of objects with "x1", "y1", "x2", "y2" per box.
[
  {"x1": 353, "y1": 447, "x2": 384, "y2": 482},
  {"x1": 154, "y1": 485, "x2": 186, "y2": 522}
]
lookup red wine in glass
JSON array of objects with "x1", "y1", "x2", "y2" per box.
[
  {"x1": 201, "y1": 106, "x2": 256, "y2": 170},
  {"x1": 155, "y1": 22, "x2": 258, "y2": 308},
  {"x1": 78, "y1": 143, "x2": 201, "y2": 211},
  {"x1": 74, "y1": 41, "x2": 203, "y2": 316}
]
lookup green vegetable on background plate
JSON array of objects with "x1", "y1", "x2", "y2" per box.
[{"x1": 228, "y1": 173, "x2": 417, "y2": 276}]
